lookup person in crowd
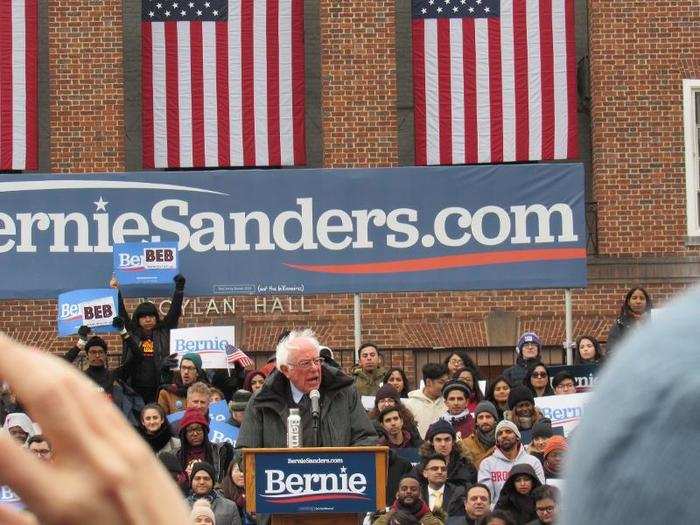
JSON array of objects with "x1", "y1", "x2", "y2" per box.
[
  {"x1": 494, "y1": 464, "x2": 542, "y2": 524},
  {"x1": 418, "y1": 420, "x2": 477, "y2": 488},
  {"x1": 320, "y1": 345, "x2": 342, "y2": 369},
  {"x1": 0, "y1": 383, "x2": 22, "y2": 425},
  {"x1": 372, "y1": 475, "x2": 445, "y2": 525},
  {"x1": 606, "y1": 286, "x2": 652, "y2": 354},
  {"x1": 220, "y1": 461, "x2": 256, "y2": 525},
  {"x1": 444, "y1": 351, "x2": 480, "y2": 381},
  {"x1": 387, "y1": 448, "x2": 415, "y2": 505},
  {"x1": 3, "y1": 412, "x2": 35, "y2": 444},
  {"x1": 378, "y1": 406, "x2": 424, "y2": 449},
  {"x1": 190, "y1": 499, "x2": 216, "y2": 525},
  {"x1": 485, "y1": 376, "x2": 511, "y2": 421},
  {"x1": 526, "y1": 419, "x2": 553, "y2": 462},
  {"x1": 383, "y1": 367, "x2": 411, "y2": 398},
  {"x1": 445, "y1": 483, "x2": 491, "y2": 525},
  {"x1": 527, "y1": 486, "x2": 560, "y2": 525},
  {"x1": 172, "y1": 408, "x2": 234, "y2": 488},
  {"x1": 27, "y1": 434, "x2": 53, "y2": 462},
  {"x1": 113, "y1": 273, "x2": 186, "y2": 403},
  {"x1": 228, "y1": 389, "x2": 252, "y2": 428},
  {"x1": 242, "y1": 370, "x2": 266, "y2": 394},
  {"x1": 209, "y1": 387, "x2": 225, "y2": 404},
  {"x1": 455, "y1": 368, "x2": 483, "y2": 413},
  {"x1": 158, "y1": 353, "x2": 208, "y2": 415},
  {"x1": 461, "y1": 401, "x2": 498, "y2": 468},
  {"x1": 478, "y1": 421, "x2": 545, "y2": 504},
  {"x1": 503, "y1": 333, "x2": 542, "y2": 387},
  {"x1": 482, "y1": 510, "x2": 517, "y2": 525},
  {"x1": 137, "y1": 403, "x2": 180, "y2": 454},
  {"x1": 551, "y1": 372, "x2": 576, "y2": 395},
  {"x1": 524, "y1": 364, "x2": 554, "y2": 398},
  {"x1": 419, "y1": 453, "x2": 465, "y2": 517},
  {"x1": 185, "y1": 382, "x2": 211, "y2": 417},
  {"x1": 236, "y1": 329, "x2": 377, "y2": 449},
  {"x1": 352, "y1": 343, "x2": 388, "y2": 397},
  {"x1": 541, "y1": 436, "x2": 567, "y2": 485},
  {"x1": 369, "y1": 384, "x2": 420, "y2": 441},
  {"x1": 387, "y1": 510, "x2": 422, "y2": 525},
  {"x1": 185, "y1": 462, "x2": 241, "y2": 525},
  {"x1": 504, "y1": 386, "x2": 544, "y2": 444},
  {"x1": 159, "y1": 451, "x2": 185, "y2": 493},
  {"x1": 405, "y1": 363, "x2": 449, "y2": 439},
  {"x1": 572, "y1": 335, "x2": 604, "y2": 365},
  {"x1": 440, "y1": 379, "x2": 474, "y2": 439}
]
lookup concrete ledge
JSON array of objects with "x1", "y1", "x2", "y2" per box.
[{"x1": 587, "y1": 256, "x2": 700, "y2": 284}]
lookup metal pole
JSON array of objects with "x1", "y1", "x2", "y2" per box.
[
  {"x1": 354, "y1": 293, "x2": 362, "y2": 363},
  {"x1": 565, "y1": 289, "x2": 573, "y2": 365}
]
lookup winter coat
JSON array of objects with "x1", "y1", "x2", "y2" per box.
[
  {"x1": 235, "y1": 365, "x2": 377, "y2": 450},
  {"x1": 420, "y1": 482, "x2": 465, "y2": 518},
  {"x1": 503, "y1": 356, "x2": 539, "y2": 387},
  {"x1": 606, "y1": 312, "x2": 640, "y2": 354},
  {"x1": 494, "y1": 463, "x2": 542, "y2": 524},
  {"x1": 157, "y1": 388, "x2": 186, "y2": 415},
  {"x1": 405, "y1": 389, "x2": 447, "y2": 439},
  {"x1": 460, "y1": 433, "x2": 495, "y2": 469},
  {"x1": 414, "y1": 444, "x2": 478, "y2": 489},
  {"x1": 352, "y1": 365, "x2": 388, "y2": 397},
  {"x1": 372, "y1": 503, "x2": 446, "y2": 525},
  {"x1": 477, "y1": 445, "x2": 545, "y2": 504},
  {"x1": 378, "y1": 429, "x2": 424, "y2": 449},
  {"x1": 442, "y1": 412, "x2": 474, "y2": 441},
  {"x1": 503, "y1": 407, "x2": 545, "y2": 445},
  {"x1": 387, "y1": 449, "x2": 414, "y2": 504},
  {"x1": 187, "y1": 492, "x2": 241, "y2": 525},
  {"x1": 137, "y1": 421, "x2": 181, "y2": 454}
]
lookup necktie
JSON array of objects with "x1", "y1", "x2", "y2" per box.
[
  {"x1": 432, "y1": 490, "x2": 443, "y2": 511},
  {"x1": 298, "y1": 394, "x2": 310, "y2": 411}
]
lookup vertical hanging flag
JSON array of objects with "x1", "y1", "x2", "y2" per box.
[
  {"x1": 0, "y1": 0, "x2": 38, "y2": 171},
  {"x1": 412, "y1": 0, "x2": 577, "y2": 165},
  {"x1": 141, "y1": 0, "x2": 306, "y2": 169}
]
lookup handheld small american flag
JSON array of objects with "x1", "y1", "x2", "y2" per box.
[
  {"x1": 224, "y1": 344, "x2": 254, "y2": 368},
  {"x1": 412, "y1": 0, "x2": 577, "y2": 165}
]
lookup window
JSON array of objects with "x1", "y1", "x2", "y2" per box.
[{"x1": 684, "y1": 79, "x2": 700, "y2": 238}]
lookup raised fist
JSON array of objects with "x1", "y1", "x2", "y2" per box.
[
  {"x1": 77, "y1": 325, "x2": 91, "y2": 339},
  {"x1": 173, "y1": 274, "x2": 186, "y2": 290},
  {"x1": 112, "y1": 317, "x2": 125, "y2": 330}
]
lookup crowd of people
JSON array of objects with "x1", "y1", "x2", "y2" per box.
[{"x1": 0, "y1": 284, "x2": 655, "y2": 524}]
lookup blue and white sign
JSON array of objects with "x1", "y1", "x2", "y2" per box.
[
  {"x1": 57, "y1": 288, "x2": 119, "y2": 336},
  {"x1": 113, "y1": 242, "x2": 179, "y2": 285},
  {"x1": 167, "y1": 400, "x2": 240, "y2": 444},
  {"x1": 535, "y1": 392, "x2": 590, "y2": 437},
  {"x1": 0, "y1": 165, "x2": 586, "y2": 298},
  {"x1": 255, "y1": 450, "x2": 377, "y2": 513},
  {"x1": 169, "y1": 326, "x2": 235, "y2": 369},
  {"x1": 0, "y1": 486, "x2": 24, "y2": 510}
]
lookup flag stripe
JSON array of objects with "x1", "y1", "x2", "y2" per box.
[
  {"x1": 424, "y1": 21, "x2": 439, "y2": 165},
  {"x1": 437, "y1": 18, "x2": 452, "y2": 165},
  {"x1": 177, "y1": 22, "x2": 193, "y2": 167},
  {"x1": 526, "y1": 0, "x2": 541, "y2": 161},
  {"x1": 24, "y1": 0, "x2": 37, "y2": 170},
  {"x1": 291, "y1": 0, "x2": 305, "y2": 164},
  {"x1": 539, "y1": 0, "x2": 554, "y2": 159},
  {"x1": 487, "y1": 17, "x2": 502, "y2": 163},
  {"x1": 266, "y1": 0, "x2": 281, "y2": 166},
  {"x1": 253, "y1": 1, "x2": 269, "y2": 165},
  {"x1": 151, "y1": 23, "x2": 168, "y2": 168},
  {"x1": 449, "y1": 19, "x2": 464, "y2": 164},
  {"x1": 0, "y1": 1, "x2": 13, "y2": 169},
  {"x1": 240, "y1": 0, "x2": 256, "y2": 166},
  {"x1": 228, "y1": 0, "x2": 243, "y2": 166},
  {"x1": 216, "y1": 21, "x2": 230, "y2": 167},
  {"x1": 279, "y1": 0, "x2": 293, "y2": 165},
  {"x1": 412, "y1": 20, "x2": 427, "y2": 166},
  {"x1": 500, "y1": 0, "x2": 516, "y2": 162},
  {"x1": 475, "y1": 19, "x2": 491, "y2": 163},
  {"x1": 12, "y1": 0, "x2": 26, "y2": 170},
  {"x1": 565, "y1": 0, "x2": 577, "y2": 157},
  {"x1": 463, "y1": 18, "x2": 477, "y2": 164},
  {"x1": 190, "y1": 21, "x2": 204, "y2": 167},
  {"x1": 202, "y1": 22, "x2": 219, "y2": 167},
  {"x1": 142, "y1": 22, "x2": 155, "y2": 168}
]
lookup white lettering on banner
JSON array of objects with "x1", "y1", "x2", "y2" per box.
[
  {"x1": 210, "y1": 430, "x2": 234, "y2": 445},
  {"x1": 0, "y1": 195, "x2": 579, "y2": 253},
  {"x1": 170, "y1": 326, "x2": 234, "y2": 369},
  {"x1": 264, "y1": 470, "x2": 367, "y2": 496}
]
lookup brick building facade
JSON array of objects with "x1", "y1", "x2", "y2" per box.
[{"x1": 2, "y1": 1, "x2": 699, "y2": 383}]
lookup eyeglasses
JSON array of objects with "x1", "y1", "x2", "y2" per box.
[
  {"x1": 186, "y1": 426, "x2": 205, "y2": 435},
  {"x1": 537, "y1": 506, "x2": 555, "y2": 513},
  {"x1": 532, "y1": 372, "x2": 548, "y2": 378},
  {"x1": 288, "y1": 357, "x2": 324, "y2": 370},
  {"x1": 180, "y1": 365, "x2": 198, "y2": 372}
]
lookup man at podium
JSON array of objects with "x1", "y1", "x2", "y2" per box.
[{"x1": 236, "y1": 329, "x2": 377, "y2": 448}]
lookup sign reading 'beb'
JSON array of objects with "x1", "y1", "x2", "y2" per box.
[{"x1": 113, "y1": 242, "x2": 179, "y2": 285}]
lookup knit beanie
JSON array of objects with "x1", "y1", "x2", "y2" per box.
[
  {"x1": 190, "y1": 498, "x2": 216, "y2": 523},
  {"x1": 531, "y1": 418, "x2": 554, "y2": 440},
  {"x1": 508, "y1": 385, "x2": 535, "y2": 410},
  {"x1": 229, "y1": 389, "x2": 252, "y2": 412},
  {"x1": 442, "y1": 378, "x2": 471, "y2": 399},
  {"x1": 85, "y1": 336, "x2": 107, "y2": 353},
  {"x1": 496, "y1": 420, "x2": 522, "y2": 440},
  {"x1": 375, "y1": 383, "x2": 400, "y2": 405},
  {"x1": 516, "y1": 331, "x2": 541, "y2": 355},
  {"x1": 189, "y1": 461, "x2": 216, "y2": 485},
  {"x1": 179, "y1": 408, "x2": 209, "y2": 435},
  {"x1": 181, "y1": 353, "x2": 203, "y2": 374},
  {"x1": 475, "y1": 400, "x2": 499, "y2": 420},
  {"x1": 425, "y1": 419, "x2": 456, "y2": 441},
  {"x1": 543, "y1": 435, "x2": 568, "y2": 457}
]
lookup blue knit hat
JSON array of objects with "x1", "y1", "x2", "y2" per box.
[{"x1": 516, "y1": 332, "x2": 541, "y2": 355}]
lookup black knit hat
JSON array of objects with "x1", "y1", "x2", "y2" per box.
[
  {"x1": 189, "y1": 461, "x2": 216, "y2": 485},
  {"x1": 229, "y1": 389, "x2": 252, "y2": 412},
  {"x1": 508, "y1": 385, "x2": 535, "y2": 410},
  {"x1": 532, "y1": 418, "x2": 554, "y2": 440},
  {"x1": 375, "y1": 383, "x2": 400, "y2": 406},
  {"x1": 442, "y1": 378, "x2": 471, "y2": 399},
  {"x1": 85, "y1": 336, "x2": 107, "y2": 353},
  {"x1": 425, "y1": 419, "x2": 456, "y2": 441}
]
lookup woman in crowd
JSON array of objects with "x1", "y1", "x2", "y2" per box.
[
  {"x1": 606, "y1": 286, "x2": 652, "y2": 354},
  {"x1": 220, "y1": 461, "x2": 256, "y2": 525},
  {"x1": 494, "y1": 463, "x2": 542, "y2": 524},
  {"x1": 382, "y1": 367, "x2": 411, "y2": 398},
  {"x1": 137, "y1": 403, "x2": 180, "y2": 454},
  {"x1": 573, "y1": 335, "x2": 604, "y2": 365},
  {"x1": 485, "y1": 376, "x2": 511, "y2": 420},
  {"x1": 368, "y1": 384, "x2": 421, "y2": 441},
  {"x1": 525, "y1": 364, "x2": 554, "y2": 398},
  {"x1": 456, "y1": 367, "x2": 484, "y2": 413},
  {"x1": 242, "y1": 370, "x2": 266, "y2": 394},
  {"x1": 444, "y1": 350, "x2": 480, "y2": 380}
]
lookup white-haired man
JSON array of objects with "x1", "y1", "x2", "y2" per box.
[{"x1": 236, "y1": 329, "x2": 377, "y2": 449}]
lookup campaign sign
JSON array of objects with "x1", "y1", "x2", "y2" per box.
[
  {"x1": 255, "y1": 451, "x2": 377, "y2": 513},
  {"x1": 0, "y1": 486, "x2": 24, "y2": 510},
  {"x1": 57, "y1": 289, "x2": 119, "y2": 336},
  {"x1": 167, "y1": 401, "x2": 240, "y2": 444},
  {"x1": 169, "y1": 326, "x2": 235, "y2": 369},
  {"x1": 535, "y1": 392, "x2": 590, "y2": 437},
  {"x1": 548, "y1": 364, "x2": 599, "y2": 392},
  {"x1": 113, "y1": 242, "x2": 179, "y2": 285}
]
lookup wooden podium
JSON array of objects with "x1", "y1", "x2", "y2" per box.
[{"x1": 243, "y1": 446, "x2": 388, "y2": 525}]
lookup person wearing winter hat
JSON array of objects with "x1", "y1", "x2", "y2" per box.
[
  {"x1": 111, "y1": 273, "x2": 186, "y2": 403},
  {"x1": 186, "y1": 462, "x2": 240, "y2": 525},
  {"x1": 158, "y1": 353, "x2": 207, "y2": 415},
  {"x1": 478, "y1": 420, "x2": 545, "y2": 504},
  {"x1": 542, "y1": 436, "x2": 567, "y2": 485},
  {"x1": 190, "y1": 498, "x2": 216, "y2": 524},
  {"x1": 527, "y1": 418, "x2": 554, "y2": 461},
  {"x1": 370, "y1": 383, "x2": 422, "y2": 444},
  {"x1": 440, "y1": 379, "x2": 475, "y2": 440},
  {"x1": 504, "y1": 385, "x2": 544, "y2": 444},
  {"x1": 228, "y1": 389, "x2": 252, "y2": 427},
  {"x1": 502, "y1": 332, "x2": 542, "y2": 387},
  {"x1": 461, "y1": 401, "x2": 499, "y2": 468},
  {"x1": 416, "y1": 419, "x2": 477, "y2": 489}
]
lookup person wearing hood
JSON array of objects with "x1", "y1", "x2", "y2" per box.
[
  {"x1": 113, "y1": 273, "x2": 186, "y2": 403},
  {"x1": 352, "y1": 343, "x2": 388, "y2": 397},
  {"x1": 440, "y1": 379, "x2": 475, "y2": 440},
  {"x1": 606, "y1": 286, "x2": 652, "y2": 355},
  {"x1": 416, "y1": 420, "x2": 477, "y2": 489},
  {"x1": 461, "y1": 401, "x2": 498, "y2": 469},
  {"x1": 494, "y1": 463, "x2": 542, "y2": 524},
  {"x1": 137, "y1": 403, "x2": 180, "y2": 454},
  {"x1": 236, "y1": 329, "x2": 377, "y2": 450},
  {"x1": 572, "y1": 335, "x2": 604, "y2": 365},
  {"x1": 524, "y1": 364, "x2": 554, "y2": 399},
  {"x1": 503, "y1": 333, "x2": 542, "y2": 387},
  {"x1": 503, "y1": 386, "x2": 544, "y2": 445},
  {"x1": 185, "y1": 461, "x2": 241, "y2": 525},
  {"x1": 478, "y1": 420, "x2": 544, "y2": 504},
  {"x1": 372, "y1": 475, "x2": 445, "y2": 525},
  {"x1": 157, "y1": 353, "x2": 207, "y2": 415},
  {"x1": 3, "y1": 412, "x2": 35, "y2": 445},
  {"x1": 405, "y1": 363, "x2": 449, "y2": 439}
]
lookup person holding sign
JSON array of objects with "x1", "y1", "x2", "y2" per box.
[{"x1": 111, "y1": 273, "x2": 186, "y2": 403}]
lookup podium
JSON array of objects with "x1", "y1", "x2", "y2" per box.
[{"x1": 243, "y1": 446, "x2": 388, "y2": 525}]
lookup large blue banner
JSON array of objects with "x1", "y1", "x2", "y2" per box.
[{"x1": 0, "y1": 165, "x2": 586, "y2": 298}]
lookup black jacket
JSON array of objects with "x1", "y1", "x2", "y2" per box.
[
  {"x1": 494, "y1": 463, "x2": 542, "y2": 525},
  {"x1": 420, "y1": 482, "x2": 465, "y2": 518}
]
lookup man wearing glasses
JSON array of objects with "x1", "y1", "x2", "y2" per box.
[
  {"x1": 27, "y1": 434, "x2": 53, "y2": 462},
  {"x1": 236, "y1": 328, "x2": 377, "y2": 449}
]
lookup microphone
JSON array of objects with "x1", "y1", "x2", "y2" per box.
[{"x1": 309, "y1": 389, "x2": 321, "y2": 418}]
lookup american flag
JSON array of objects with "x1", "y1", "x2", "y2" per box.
[
  {"x1": 0, "y1": 0, "x2": 37, "y2": 171},
  {"x1": 224, "y1": 344, "x2": 254, "y2": 367},
  {"x1": 141, "y1": 0, "x2": 305, "y2": 169},
  {"x1": 412, "y1": 0, "x2": 577, "y2": 165}
]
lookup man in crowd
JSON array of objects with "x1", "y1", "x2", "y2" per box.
[
  {"x1": 503, "y1": 332, "x2": 542, "y2": 386},
  {"x1": 441, "y1": 379, "x2": 474, "y2": 440},
  {"x1": 237, "y1": 329, "x2": 376, "y2": 449},
  {"x1": 445, "y1": 483, "x2": 491, "y2": 525},
  {"x1": 418, "y1": 420, "x2": 476, "y2": 488},
  {"x1": 419, "y1": 454, "x2": 465, "y2": 516},
  {"x1": 27, "y1": 434, "x2": 53, "y2": 462},
  {"x1": 184, "y1": 382, "x2": 211, "y2": 417},
  {"x1": 461, "y1": 401, "x2": 498, "y2": 468},
  {"x1": 378, "y1": 406, "x2": 423, "y2": 449},
  {"x1": 352, "y1": 343, "x2": 387, "y2": 396},
  {"x1": 478, "y1": 420, "x2": 544, "y2": 504},
  {"x1": 528, "y1": 485, "x2": 560, "y2": 525},
  {"x1": 505, "y1": 385, "x2": 544, "y2": 444},
  {"x1": 157, "y1": 353, "x2": 207, "y2": 415},
  {"x1": 185, "y1": 461, "x2": 241, "y2": 525},
  {"x1": 552, "y1": 372, "x2": 577, "y2": 395},
  {"x1": 405, "y1": 363, "x2": 449, "y2": 439},
  {"x1": 228, "y1": 389, "x2": 252, "y2": 428},
  {"x1": 372, "y1": 475, "x2": 445, "y2": 525}
]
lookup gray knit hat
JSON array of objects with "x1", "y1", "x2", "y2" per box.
[{"x1": 475, "y1": 400, "x2": 498, "y2": 420}]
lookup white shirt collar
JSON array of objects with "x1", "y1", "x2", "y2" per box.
[{"x1": 290, "y1": 382, "x2": 305, "y2": 404}]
